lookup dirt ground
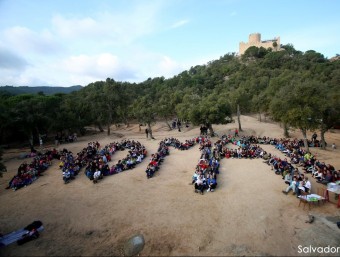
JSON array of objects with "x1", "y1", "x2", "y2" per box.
[{"x1": 0, "y1": 115, "x2": 339, "y2": 256}]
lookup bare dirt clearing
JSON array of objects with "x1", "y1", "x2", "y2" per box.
[{"x1": 1, "y1": 116, "x2": 339, "y2": 256}]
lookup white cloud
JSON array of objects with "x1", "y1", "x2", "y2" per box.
[
  {"x1": 0, "y1": 45, "x2": 29, "y2": 71},
  {"x1": 63, "y1": 50, "x2": 187, "y2": 83},
  {"x1": 3, "y1": 26, "x2": 62, "y2": 55},
  {"x1": 0, "y1": 47, "x2": 187, "y2": 86},
  {"x1": 51, "y1": 15, "x2": 98, "y2": 39},
  {"x1": 61, "y1": 53, "x2": 137, "y2": 82},
  {"x1": 160, "y1": 56, "x2": 183, "y2": 74},
  {"x1": 51, "y1": 2, "x2": 163, "y2": 46},
  {"x1": 170, "y1": 19, "x2": 189, "y2": 29},
  {"x1": 1, "y1": 66, "x2": 56, "y2": 87},
  {"x1": 0, "y1": 1, "x2": 220, "y2": 87}
]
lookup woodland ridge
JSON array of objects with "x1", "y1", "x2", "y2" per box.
[{"x1": 0, "y1": 45, "x2": 339, "y2": 151}]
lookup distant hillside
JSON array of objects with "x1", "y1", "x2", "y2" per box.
[{"x1": 0, "y1": 85, "x2": 83, "y2": 95}]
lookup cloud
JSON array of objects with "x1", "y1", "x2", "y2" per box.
[
  {"x1": 61, "y1": 53, "x2": 137, "y2": 83},
  {"x1": 157, "y1": 55, "x2": 184, "y2": 77},
  {"x1": 3, "y1": 26, "x2": 62, "y2": 55},
  {"x1": 0, "y1": 1, "x2": 191, "y2": 86},
  {"x1": 51, "y1": 2, "x2": 164, "y2": 46},
  {"x1": 0, "y1": 47, "x2": 187, "y2": 86},
  {"x1": 170, "y1": 19, "x2": 189, "y2": 29},
  {"x1": 60, "y1": 49, "x2": 188, "y2": 84},
  {"x1": 0, "y1": 68, "x2": 55, "y2": 87},
  {"x1": 0, "y1": 46, "x2": 29, "y2": 71}
]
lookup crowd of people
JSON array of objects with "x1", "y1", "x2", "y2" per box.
[
  {"x1": 145, "y1": 138, "x2": 196, "y2": 178},
  {"x1": 78, "y1": 140, "x2": 147, "y2": 183},
  {"x1": 5, "y1": 130, "x2": 339, "y2": 195},
  {"x1": 5, "y1": 149, "x2": 61, "y2": 191},
  {"x1": 190, "y1": 133, "x2": 340, "y2": 198},
  {"x1": 192, "y1": 136, "x2": 219, "y2": 194},
  {"x1": 57, "y1": 140, "x2": 148, "y2": 184},
  {"x1": 58, "y1": 134, "x2": 338, "y2": 192},
  {"x1": 58, "y1": 148, "x2": 84, "y2": 184},
  {"x1": 227, "y1": 135, "x2": 340, "y2": 198}
]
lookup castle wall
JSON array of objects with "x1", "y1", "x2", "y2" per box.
[{"x1": 239, "y1": 34, "x2": 280, "y2": 55}]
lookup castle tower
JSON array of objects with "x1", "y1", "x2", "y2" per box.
[
  {"x1": 239, "y1": 33, "x2": 281, "y2": 55},
  {"x1": 249, "y1": 33, "x2": 261, "y2": 44}
]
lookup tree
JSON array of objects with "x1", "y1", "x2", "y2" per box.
[
  {"x1": 133, "y1": 96, "x2": 157, "y2": 139},
  {"x1": 4, "y1": 94, "x2": 54, "y2": 146},
  {"x1": 269, "y1": 90, "x2": 291, "y2": 137},
  {"x1": 183, "y1": 93, "x2": 232, "y2": 136},
  {"x1": 272, "y1": 41, "x2": 278, "y2": 49},
  {"x1": 0, "y1": 148, "x2": 7, "y2": 177},
  {"x1": 271, "y1": 80, "x2": 323, "y2": 152},
  {"x1": 157, "y1": 90, "x2": 179, "y2": 130},
  {"x1": 243, "y1": 46, "x2": 269, "y2": 59},
  {"x1": 317, "y1": 89, "x2": 340, "y2": 149},
  {"x1": 237, "y1": 104, "x2": 242, "y2": 131}
]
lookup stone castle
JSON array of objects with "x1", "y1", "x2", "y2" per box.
[{"x1": 239, "y1": 33, "x2": 281, "y2": 55}]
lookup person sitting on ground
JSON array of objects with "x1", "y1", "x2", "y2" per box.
[
  {"x1": 145, "y1": 164, "x2": 156, "y2": 179},
  {"x1": 63, "y1": 169, "x2": 72, "y2": 184},
  {"x1": 303, "y1": 177, "x2": 311, "y2": 193},
  {"x1": 305, "y1": 163, "x2": 318, "y2": 175},
  {"x1": 294, "y1": 177, "x2": 303, "y2": 197},
  {"x1": 192, "y1": 169, "x2": 200, "y2": 184},
  {"x1": 332, "y1": 172, "x2": 340, "y2": 182},
  {"x1": 282, "y1": 176, "x2": 298, "y2": 195},
  {"x1": 296, "y1": 179, "x2": 307, "y2": 197},
  {"x1": 115, "y1": 160, "x2": 123, "y2": 173},
  {"x1": 93, "y1": 169, "x2": 101, "y2": 184},
  {"x1": 283, "y1": 172, "x2": 292, "y2": 185},
  {"x1": 194, "y1": 174, "x2": 205, "y2": 195},
  {"x1": 313, "y1": 166, "x2": 325, "y2": 180},
  {"x1": 316, "y1": 170, "x2": 333, "y2": 185},
  {"x1": 206, "y1": 174, "x2": 217, "y2": 192}
]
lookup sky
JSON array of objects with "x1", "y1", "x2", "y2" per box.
[{"x1": 0, "y1": 0, "x2": 339, "y2": 87}]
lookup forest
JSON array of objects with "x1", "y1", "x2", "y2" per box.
[
  {"x1": 0, "y1": 44, "x2": 339, "y2": 152},
  {"x1": 0, "y1": 85, "x2": 83, "y2": 96}
]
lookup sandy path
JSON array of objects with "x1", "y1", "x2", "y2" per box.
[{"x1": 0, "y1": 115, "x2": 339, "y2": 256}]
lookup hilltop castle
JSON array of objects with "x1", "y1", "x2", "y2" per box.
[{"x1": 239, "y1": 33, "x2": 281, "y2": 55}]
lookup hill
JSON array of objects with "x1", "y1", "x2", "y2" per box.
[
  {"x1": 0, "y1": 85, "x2": 83, "y2": 95},
  {"x1": 0, "y1": 45, "x2": 339, "y2": 147}
]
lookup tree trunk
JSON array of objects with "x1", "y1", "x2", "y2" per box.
[
  {"x1": 320, "y1": 126, "x2": 327, "y2": 150},
  {"x1": 258, "y1": 112, "x2": 262, "y2": 122},
  {"x1": 237, "y1": 104, "x2": 242, "y2": 131},
  {"x1": 78, "y1": 128, "x2": 85, "y2": 136},
  {"x1": 107, "y1": 124, "x2": 111, "y2": 135},
  {"x1": 124, "y1": 117, "x2": 129, "y2": 128},
  {"x1": 29, "y1": 132, "x2": 34, "y2": 148},
  {"x1": 107, "y1": 104, "x2": 113, "y2": 135},
  {"x1": 208, "y1": 123, "x2": 215, "y2": 137},
  {"x1": 301, "y1": 129, "x2": 310, "y2": 153},
  {"x1": 147, "y1": 122, "x2": 154, "y2": 139},
  {"x1": 283, "y1": 122, "x2": 289, "y2": 138},
  {"x1": 165, "y1": 119, "x2": 172, "y2": 130},
  {"x1": 98, "y1": 123, "x2": 104, "y2": 132}
]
